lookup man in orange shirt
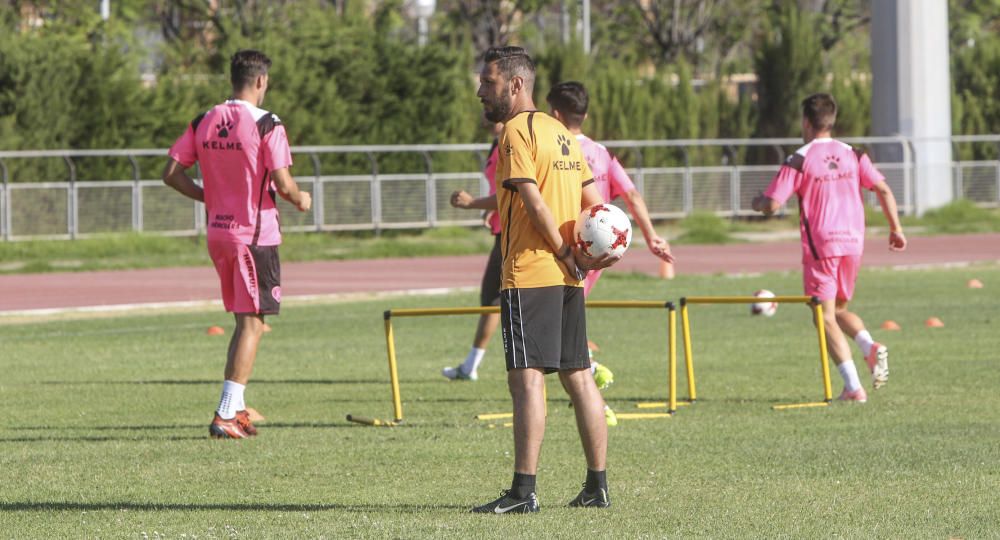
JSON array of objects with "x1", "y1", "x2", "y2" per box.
[{"x1": 470, "y1": 47, "x2": 619, "y2": 514}]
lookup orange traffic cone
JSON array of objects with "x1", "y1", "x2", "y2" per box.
[
  {"x1": 880, "y1": 320, "x2": 901, "y2": 331},
  {"x1": 659, "y1": 260, "x2": 675, "y2": 279},
  {"x1": 245, "y1": 407, "x2": 266, "y2": 423}
]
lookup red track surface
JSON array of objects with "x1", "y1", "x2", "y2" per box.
[{"x1": 1, "y1": 233, "x2": 997, "y2": 313}]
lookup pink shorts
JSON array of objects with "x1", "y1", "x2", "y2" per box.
[
  {"x1": 583, "y1": 268, "x2": 603, "y2": 296},
  {"x1": 207, "y1": 241, "x2": 281, "y2": 314},
  {"x1": 802, "y1": 255, "x2": 860, "y2": 302}
]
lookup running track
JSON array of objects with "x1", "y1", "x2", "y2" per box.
[{"x1": 1, "y1": 233, "x2": 997, "y2": 314}]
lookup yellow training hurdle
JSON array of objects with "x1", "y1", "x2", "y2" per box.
[
  {"x1": 677, "y1": 295, "x2": 834, "y2": 409},
  {"x1": 347, "y1": 301, "x2": 677, "y2": 426}
]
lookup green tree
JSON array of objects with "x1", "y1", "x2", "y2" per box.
[
  {"x1": 950, "y1": 0, "x2": 1000, "y2": 159},
  {"x1": 632, "y1": 0, "x2": 765, "y2": 74},
  {"x1": 752, "y1": 4, "x2": 824, "y2": 145},
  {"x1": 0, "y1": 5, "x2": 151, "y2": 180}
]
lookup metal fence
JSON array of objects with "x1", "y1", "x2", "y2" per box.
[{"x1": 1, "y1": 136, "x2": 998, "y2": 241}]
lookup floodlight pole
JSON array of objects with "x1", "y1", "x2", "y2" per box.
[
  {"x1": 414, "y1": 0, "x2": 435, "y2": 47},
  {"x1": 100, "y1": 0, "x2": 110, "y2": 20},
  {"x1": 417, "y1": 17, "x2": 429, "y2": 46},
  {"x1": 561, "y1": 0, "x2": 570, "y2": 44}
]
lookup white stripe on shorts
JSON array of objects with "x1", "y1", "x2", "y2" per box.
[
  {"x1": 506, "y1": 289, "x2": 517, "y2": 368},
  {"x1": 516, "y1": 288, "x2": 526, "y2": 368}
]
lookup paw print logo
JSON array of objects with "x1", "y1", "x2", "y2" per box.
[
  {"x1": 556, "y1": 134, "x2": 571, "y2": 156},
  {"x1": 824, "y1": 155, "x2": 840, "y2": 170},
  {"x1": 216, "y1": 120, "x2": 234, "y2": 138},
  {"x1": 504, "y1": 142, "x2": 513, "y2": 156}
]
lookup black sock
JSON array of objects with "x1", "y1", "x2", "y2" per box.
[
  {"x1": 585, "y1": 469, "x2": 607, "y2": 492},
  {"x1": 511, "y1": 472, "x2": 536, "y2": 499}
]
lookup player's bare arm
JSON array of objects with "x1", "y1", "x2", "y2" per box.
[
  {"x1": 872, "y1": 180, "x2": 907, "y2": 251},
  {"x1": 450, "y1": 190, "x2": 498, "y2": 211},
  {"x1": 622, "y1": 188, "x2": 674, "y2": 263},
  {"x1": 271, "y1": 167, "x2": 311, "y2": 212},
  {"x1": 580, "y1": 180, "x2": 603, "y2": 209},
  {"x1": 751, "y1": 192, "x2": 782, "y2": 216},
  {"x1": 161, "y1": 158, "x2": 205, "y2": 202}
]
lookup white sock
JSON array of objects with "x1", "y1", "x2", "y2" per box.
[
  {"x1": 837, "y1": 361, "x2": 862, "y2": 392},
  {"x1": 854, "y1": 330, "x2": 875, "y2": 357},
  {"x1": 461, "y1": 347, "x2": 486, "y2": 374},
  {"x1": 216, "y1": 380, "x2": 245, "y2": 419}
]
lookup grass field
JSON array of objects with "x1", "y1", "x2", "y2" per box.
[{"x1": 1, "y1": 266, "x2": 998, "y2": 537}]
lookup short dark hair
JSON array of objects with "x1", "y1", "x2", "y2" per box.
[
  {"x1": 483, "y1": 46, "x2": 535, "y2": 85},
  {"x1": 801, "y1": 93, "x2": 837, "y2": 131},
  {"x1": 546, "y1": 81, "x2": 589, "y2": 128},
  {"x1": 230, "y1": 50, "x2": 272, "y2": 90}
]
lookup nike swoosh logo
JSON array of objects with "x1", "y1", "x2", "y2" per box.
[
  {"x1": 580, "y1": 497, "x2": 597, "y2": 506},
  {"x1": 494, "y1": 501, "x2": 530, "y2": 513}
]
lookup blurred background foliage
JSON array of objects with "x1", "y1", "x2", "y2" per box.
[{"x1": 0, "y1": 0, "x2": 997, "y2": 179}]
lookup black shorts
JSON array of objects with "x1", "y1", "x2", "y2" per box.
[
  {"x1": 248, "y1": 245, "x2": 281, "y2": 315},
  {"x1": 500, "y1": 285, "x2": 589, "y2": 373},
  {"x1": 480, "y1": 234, "x2": 502, "y2": 306},
  {"x1": 207, "y1": 241, "x2": 281, "y2": 315}
]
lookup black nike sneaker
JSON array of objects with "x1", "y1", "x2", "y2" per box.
[
  {"x1": 471, "y1": 489, "x2": 540, "y2": 514},
  {"x1": 568, "y1": 485, "x2": 611, "y2": 508}
]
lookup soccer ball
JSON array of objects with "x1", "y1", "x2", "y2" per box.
[
  {"x1": 750, "y1": 289, "x2": 778, "y2": 317},
  {"x1": 574, "y1": 204, "x2": 632, "y2": 258}
]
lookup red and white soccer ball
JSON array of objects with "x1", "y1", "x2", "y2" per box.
[
  {"x1": 574, "y1": 204, "x2": 633, "y2": 258},
  {"x1": 750, "y1": 289, "x2": 778, "y2": 317}
]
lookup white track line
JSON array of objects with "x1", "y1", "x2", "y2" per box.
[{"x1": 3, "y1": 258, "x2": 995, "y2": 320}]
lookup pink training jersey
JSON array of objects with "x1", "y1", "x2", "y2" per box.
[
  {"x1": 576, "y1": 134, "x2": 635, "y2": 203},
  {"x1": 764, "y1": 138, "x2": 884, "y2": 262},
  {"x1": 168, "y1": 99, "x2": 293, "y2": 246},
  {"x1": 577, "y1": 134, "x2": 637, "y2": 295},
  {"x1": 484, "y1": 140, "x2": 501, "y2": 235}
]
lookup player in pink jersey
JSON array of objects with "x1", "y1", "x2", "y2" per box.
[
  {"x1": 442, "y1": 118, "x2": 504, "y2": 382},
  {"x1": 162, "y1": 50, "x2": 312, "y2": 438},
  {"x1": 546, "y1": 81, "x2": 676, "y2": 402},
  {"x1": 752, "y1": 93, "x2": 906, "y2": 402}
]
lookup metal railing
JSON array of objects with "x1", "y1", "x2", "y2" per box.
[{"x1": 1, "y1": 136, "x2": 997, "y2": 241}]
